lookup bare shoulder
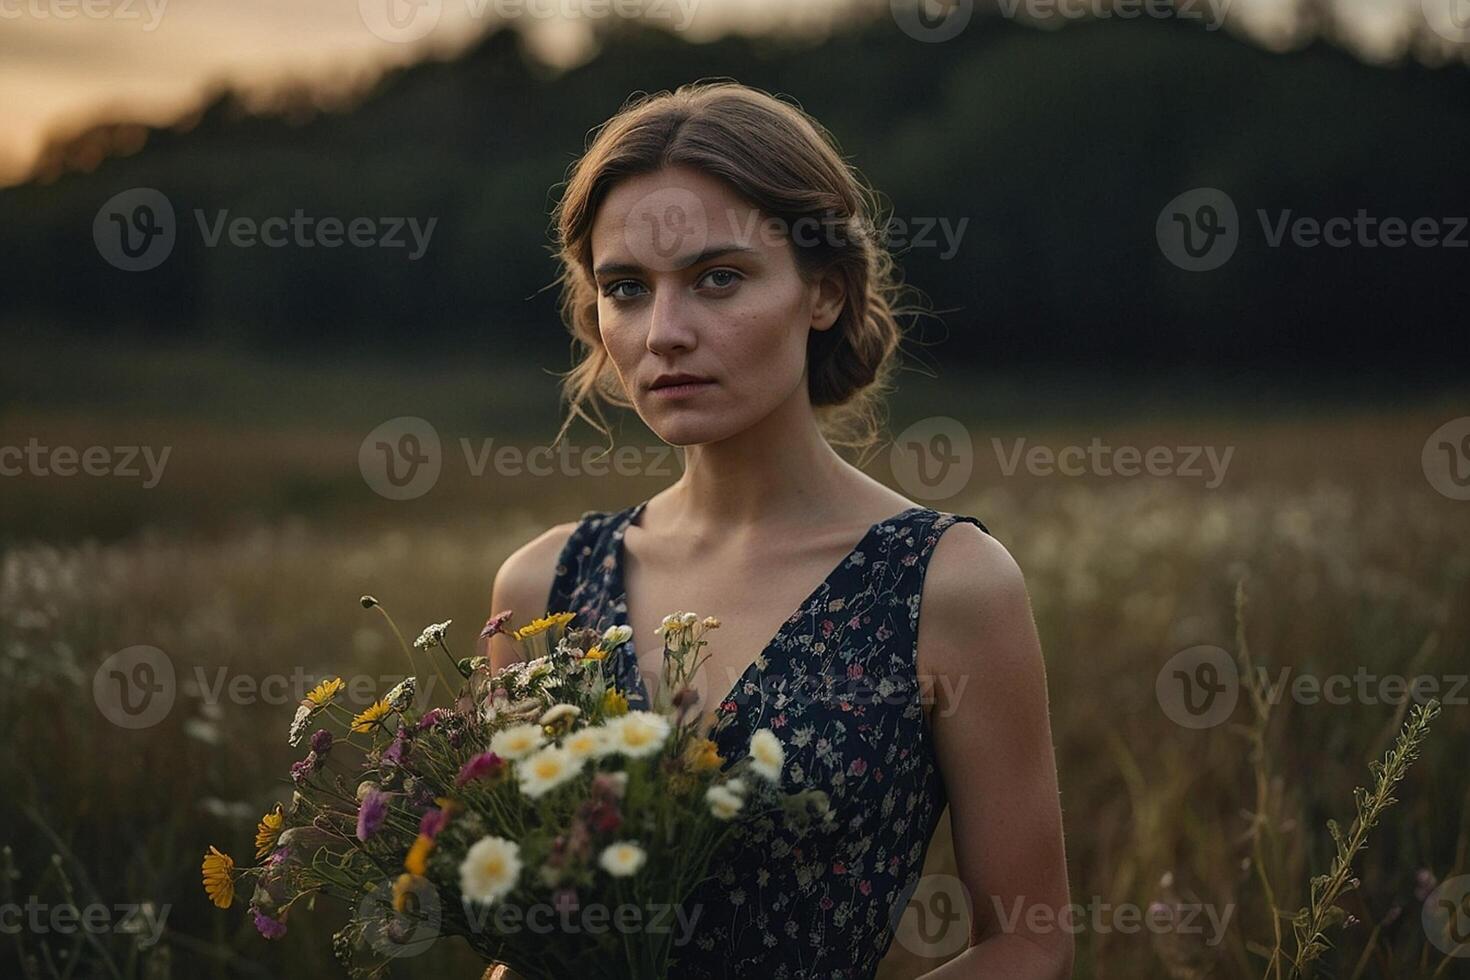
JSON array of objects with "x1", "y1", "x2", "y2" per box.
[
  {"x1": 917, "y1": 519, "x2": 1038, "y2": 686},
  {"x1": 484, "y1": 520, "x2": 580, "y2": 670}
]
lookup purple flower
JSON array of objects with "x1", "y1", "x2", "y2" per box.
[
  {"x1": 356, "y1": 789, "x2": 390, "y2": 841},
  {"x1": 266, "y1": 845, "x2": 289, "y2": 867},
  {"x1": 455, "y1": 751, "x2": 504, "y2": 786},
  {"x1": 419, "y1": 806, "x2": 451, "y2": 840},
  {"x1": 380, "y1": 733, "x2": 410, "y2": 768},
  {"x1": 415, "y1": 708, "x2": 447, "y2": 732},
  {"x1": 591, "y1": 772, "x2": 626, "y2": 800},
  {"x1": 310, "y1": 729, "x2": 333, "y2": 755},
  {"x1": 252, "y1": 908, "x2": 288, "y2": 940},
  {"x1": 479, "y1": 610, "x2": 514, "y2": 642},
  {"x1": 581, "y1": 799, "x2": 621, "y2": 835},
  {"x1": 290, "y1": 756, "x2": 314, "y2": 787}
]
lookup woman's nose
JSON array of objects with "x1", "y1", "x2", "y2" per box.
[{"x1": 644, "y1": 283, "x2": 697, "y2": 354}]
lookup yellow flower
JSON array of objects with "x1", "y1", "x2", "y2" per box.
[
  {"x1": 685, "y1": 737, "x2": 724, "y2": 773},
  {"x1": 511, "y1": 612, "x2": 575, "y2": 642},
  {"x1": 304, "y1": 676, "x2": 344, "y2": 709},
  {"x1": 392, "y1": 872, "x2": 417, "y2": 913},
  {"x1": 254, "y1": 804, "x2": 284, "y2": 859},
  {"x1": 201, "y1": 846, "x2": 236, "y2": 909},
  {"x1": 667, "y1": 771, "x2": 696, "y2": 797},
  {"x1": 601, "y1": 689, "x2": 629, "y2": 717},
  {"x1": 351, "y1": 699, "x2": 392, "y2": 733},
  {"x1": 404, "y1": 833, "x2": 435, "y2": 876},
  {"x1": 584, "y1": 645, "x2": 608, "y2": 661}
]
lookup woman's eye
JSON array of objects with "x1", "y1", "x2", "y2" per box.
[
  {"x1": 603, "y1": 280, "x2": 646, "y2": 300},
  {"x1": 697, "y1": 268, "x2": 742, "y2": 291}
]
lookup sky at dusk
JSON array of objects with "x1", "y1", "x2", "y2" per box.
[{"x1": 1, "y1": 0, "x2": 1466, "y2": 186}]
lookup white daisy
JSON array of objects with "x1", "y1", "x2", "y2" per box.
[
  {"x1": 538, "y1": 703, "x2": 580, "y2": 727},
  {"x1": 597, "y1": 841, "x2": 647, "y2": 877},
  {"x1": 605, "y1": 711, "x2": 671, "y2": 759},
  {"x1": 489, "y1": 722, "x2": 547, "y2": 760},
  {"x1": 705, "y1": 784, "x2": 745, "y2": 820},
  {"x1": 562, "y1": 725, "x2": 609, "y2": 762},
  {"x1": 516, "y1": 743, "x2": 581, "y2": 799},
  {"x1": 459, "y1": 835, "x2": 522, "y2": 904},
  {"x1": 748, "y1": 729, "x2": 784, "y2": 783}
]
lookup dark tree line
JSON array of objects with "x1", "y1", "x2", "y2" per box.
[{"x1": 2, "y1": 14, "x2": 1467, "y2": 375}]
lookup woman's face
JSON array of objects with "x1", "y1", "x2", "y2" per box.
[{"x1": 588, "y1": 164, "x2": 844, "y2": 447}]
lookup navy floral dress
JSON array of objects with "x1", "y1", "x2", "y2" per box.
[{"x1": 546, "y1": 499, "x2": 990, "y2": 979}]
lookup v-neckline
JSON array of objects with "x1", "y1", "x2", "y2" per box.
[{"x1": 606, "y1": 499, "x2": 929, "y2": 738}]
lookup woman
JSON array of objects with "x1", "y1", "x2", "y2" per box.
[{"x1": 486, "y1": 81, "x2": 1072, "y2": 979}]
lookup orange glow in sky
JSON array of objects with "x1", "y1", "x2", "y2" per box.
[{"x1": 0, "y1": 0, "x2": 1464, "y2": 186}]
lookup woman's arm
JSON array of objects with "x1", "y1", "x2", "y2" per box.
[{"x1": 914, "y1": 523, "x2": 1074, "y2": 978}]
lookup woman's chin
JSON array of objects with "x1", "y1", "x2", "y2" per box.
[{"x1": 646, "y1": 416, "x2": 736, "y2": 448}]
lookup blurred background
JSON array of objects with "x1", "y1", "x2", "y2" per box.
[{"x1": 2, "y1": 0, "x2": 1469, "y2": 977}]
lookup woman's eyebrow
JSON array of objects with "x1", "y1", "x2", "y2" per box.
[{"x1": 593, "y1": 243, "x2": 757, "y2": 279}]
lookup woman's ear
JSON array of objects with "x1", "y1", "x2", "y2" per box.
[{"x1": 810, "y1": 267, "x2": 848, "y2": 332}]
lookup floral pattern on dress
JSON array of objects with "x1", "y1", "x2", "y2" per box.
[{"x1": 546, "y1": 499, "x2": 990, "y2": 979}]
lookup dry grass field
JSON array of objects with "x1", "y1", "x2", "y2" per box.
[{"x1": 2, "y1": 346, "x2": 1466, "y2": 978}]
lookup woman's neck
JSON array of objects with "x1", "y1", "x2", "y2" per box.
[{"x1": 654, "y1": 392, "x2": 857, "y2": 538}]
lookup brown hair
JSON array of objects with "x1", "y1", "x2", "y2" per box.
[{"x1": 550, "y1": 80, "x2": 915, "y2": 463}]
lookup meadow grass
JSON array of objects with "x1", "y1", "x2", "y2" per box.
[{"x1": 2, "y1": 352, "x2": 1467, "y2": 978}]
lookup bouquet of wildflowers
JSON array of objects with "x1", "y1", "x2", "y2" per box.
[{"x1": 201, "y1": 598, "x2": 831, "y2": 978}]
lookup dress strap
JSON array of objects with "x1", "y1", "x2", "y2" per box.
[
  {"x1": 544, "y1": 505, "x2": 636, "y2": 623},
  {"x1": 866, "y1": 508, "x2": 991, "y2": 673},
  {"x1": 906, "y1": 509, "x2": 990, "y2": 614},
  {"x1": 549, "y1": 511, "x2": 617, "y2": 617}
]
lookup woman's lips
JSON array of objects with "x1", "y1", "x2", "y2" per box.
[{"x1": 648, "y1": 380, "x2": 715, "y2": 398}]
